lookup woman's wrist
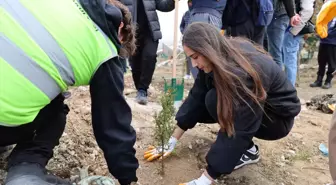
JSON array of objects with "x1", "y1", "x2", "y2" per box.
[
  {"x1": 203, "y1": 170, "x2": 214, "y2": 182},
  {"x1": 172, "y1": 126, "x2": 186, "y2": 140}
]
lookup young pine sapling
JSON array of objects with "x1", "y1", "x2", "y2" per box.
[{"x1": 153, "y1": 88, "x2": 176, "y2": 175}]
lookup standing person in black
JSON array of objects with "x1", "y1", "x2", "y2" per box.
[
  {"x1": 222, "y1": 0, "x2": 267, "y2": 45},
  {"x1": 127, "y1": 0, "x2": 176, "y2": 105}
]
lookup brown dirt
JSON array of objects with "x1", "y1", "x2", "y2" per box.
[{"x1": 0, "y1": 59, "x2": 335, "y2": 185}]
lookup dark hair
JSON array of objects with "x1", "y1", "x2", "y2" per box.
[
  {"x1": 107, "y1": 0, "x2": 136, "y2": 57},
  {"x1": 182, "y1": 22, "x2": 267, "y2": 137}
]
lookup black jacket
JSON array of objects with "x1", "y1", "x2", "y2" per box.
[
  {"x1": 120, "y1": 0, "x2": 175, "y2": 41},
  {"x1": 79, "y1": 1, "x2": 139, "y2": 184},
  {"x1": 222, "y1": 0, "x2": 296, "y2": 28},
  {"x1": 176, "y1": 41, "x2": 300, "y2": 128},
  {"x1": 273, "y1": 0, "x2": 296, "y2": 17},
  {"x1": 175, "y1": 41, "x2": 301, "y2": 178}
]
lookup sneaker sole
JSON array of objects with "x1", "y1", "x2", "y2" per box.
[{"x1": 234, "y1": 156, "x2": 260, "y2": 170}]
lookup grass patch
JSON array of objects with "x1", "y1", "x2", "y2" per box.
[{"x1": 290, "y1": 150, "x2": 312, "y2": 161}]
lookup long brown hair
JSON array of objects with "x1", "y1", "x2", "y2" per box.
[
  {"x1": 107, "y1": 0, "x2": 136, "y2": 57},
  {"x1": 182, "y1": 22, "x2": 267, "y2": 137}
]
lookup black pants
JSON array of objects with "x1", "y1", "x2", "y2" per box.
[
  {"x1": 203, "y1": 89, "x2": 293, "y2": 141},
  {"x1": 0, "y1": 94, "x2": 69, "y2": 169},
  {"x1": 129, "y1": 29, "x2": 159, "y2": 92},
  {"x1": 226, "y1": 18, "x2": 266, "y2": 46},
  {"x1": 317, "y1": 43, "x2": 336, "y2": 80}
]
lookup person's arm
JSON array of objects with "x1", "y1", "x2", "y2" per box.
[
  {"x1": 155, "y1": 0, "x2": 175, "y2": 12},
  {"x1": 90, "y1": 57, "x2": 139, "y2": 185},
  {"x1": 289, "y1": 0, "x2": 315, "y2": 35},
  {"x1": 175, "y1": 72, "x2": 209, "y2": 131},
  {"x1": 316, "y1": 0, "x2": 336, "y2": 39},
  {"x1": 282, "y1": 0, "x2": 296, "y2": 18},
  {"x1": 180, "y1": 12, "x2": 187, "y2": 34}
]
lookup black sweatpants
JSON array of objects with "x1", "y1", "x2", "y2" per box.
[
  {"x1": 129, "y1": 29, "x2": 159, "y2": 92},
  {"x1": 202, "y1": 89, "x2": 294, "y2": 140},
  {"x1": 226, "y1": 18, "x2": 266, "y2": 46},
  {"x1": 185, "y1": 88, "x2": 294, "y2": 178},
  {"x1": 0, "y1": 94, "x2": 69, "y2": 169},
  {"x1": 317, "y1": 43, "x2": 336, "y2": 80}
]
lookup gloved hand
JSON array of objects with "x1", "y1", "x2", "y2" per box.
[
  {"x1": 5, "y1": 162, "x2": 71, "y2": 185},
  {"x1": 144, "y1": 136, "x2": 177, "y2": 161},
  {"x1": 179, "y1": 173, "x2": 213, "y2": 185}
]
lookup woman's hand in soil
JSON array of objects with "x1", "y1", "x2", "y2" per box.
[{"x1": 143, "y1": 136, "x2": 178, "y2": 161}]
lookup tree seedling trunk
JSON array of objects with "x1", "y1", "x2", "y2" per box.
[{"x1": 153, "y1": 89, "x2": 176, "y2": 175}]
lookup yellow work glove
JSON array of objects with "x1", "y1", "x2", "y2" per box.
[
  {"x1": 316, "y1": 0, "x2": 336, "y2": 39},
  {"x1": 144, "y1": 136, "x2": 177, "y2": 162},
  {"x1": 329, "y1": 104, "x2": 335, "y2": 112}
]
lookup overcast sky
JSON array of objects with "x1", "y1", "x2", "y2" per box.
[{"x1": 157, "y1": 1, "x2": 188, "y2": 49}]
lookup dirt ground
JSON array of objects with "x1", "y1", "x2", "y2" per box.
[{"x1": 0, "y1": 60, "x2": 335, "y2": 185}]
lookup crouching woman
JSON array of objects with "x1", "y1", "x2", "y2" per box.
[{"x1": 144, "y1": 22, "x2": 301, "y2": 185}]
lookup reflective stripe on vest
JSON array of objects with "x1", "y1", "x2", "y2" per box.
[
  {"x1": 1, "y1": 0, "x2": 117, "y2": 88},
  {"x1": 0, "y1": 34, "x2": 61, "y2": 99},
  {"x1": 1, "y1": 0, "x2": 75, "y2": 87},
  {"x1": 0, "y1": 0, "x2": 118, "y2": 127}
]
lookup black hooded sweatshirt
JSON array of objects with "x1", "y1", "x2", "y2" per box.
[{"x1": 78, "y1": 1, "x2": 139, "y2": 184}]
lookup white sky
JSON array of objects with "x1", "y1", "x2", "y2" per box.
[{"x1": 157, "y1": 1, "x2": 188, "y2": 50}]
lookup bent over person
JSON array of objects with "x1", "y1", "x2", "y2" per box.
[
  {"x1": 0, "y1": 0, "x2": 139, "y2": 184},
  {"x1": 144, "y1": 23, "x2": 301, "y2": 185}
]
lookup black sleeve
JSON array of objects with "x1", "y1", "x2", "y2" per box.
[
  {"x1": 175, "y1": 72, "x2": 209, "y2": 130},
  {"x1": 222, "y1": 0, "x2": 239, "y2": 28},
  {"x1": 89, "y1": 57, "x2": 138, "y2": 185},
  {"x1": 206, "y1": 96, "x2": 263, "y2": 179},
  {"x1": 282, "y1": 0, "x2": 296, "y2": 18},
  {"x1": 180, "y1": 13, "x2": 186, "y2": 34},
  {"x1": 156, "y1": 0, "x2": 175, "y2": 12},
  {"x1": 266, "y1": 66, "x2": 301, "y2": 118}
]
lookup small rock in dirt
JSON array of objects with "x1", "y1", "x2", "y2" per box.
[
  {"x1": 68, "y1": 150, "x2": 75, "y2": 156},
  {"x1": 188, "y1": 142, "x2": 193, "y2": 150},
  {"x1": 276, "y1": 162, "x2": 286, "y2": 167},
  {"x1": 291, "y1": 174, "x2": 298, "y2": 178},
  {"x1": 281, "y1": 155, "x2": 286, "y2": 161},
  {"x1": 287, "y1": 150, "x2": 296, "y2": 155},
  {"x1": 70, "y1": 175, "x2": 79, "y2": 182},
  {"x1": 291, "y1": 133, "x2": 303, "y2": 139},
  {"x1": 308, "y1": 120, "x2": 318, "y2": 126},
  {"x1": 301, "y1": 105, "x2": 308, "y2": 111},
  {"x1": 299, "y1": 64, "x2": 309, "y2": 69},
  {"x1": 81, "y1": 107, "x2": 91, "y2": 115},
  {"x1": 300, "y1": 98, "x2": 306, "y2": 105},
  {"x1": 77, "y1": 86, "x2": 89, "y2": 92},
  {"x1": 195, "y1": 139, "x2": 205, "y2": 145}
]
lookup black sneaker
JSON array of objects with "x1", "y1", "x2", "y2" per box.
[
  {"x1": 234, "y1": 145, "x2": 260, "y2": 170},
  {"x1": 136, "y1": 90, "x2": 148, "y2": 105}
]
